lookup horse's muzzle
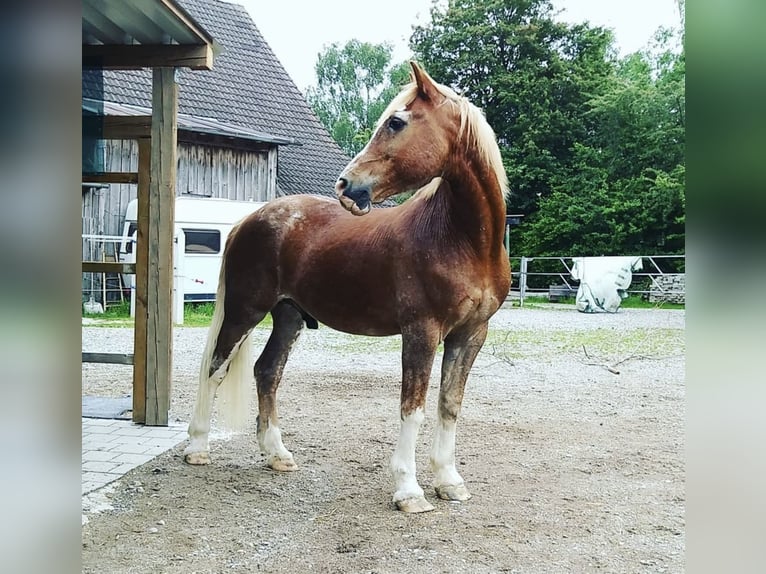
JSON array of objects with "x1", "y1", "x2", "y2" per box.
[{"x1": 336, "y1": 178, "x2": 371, "y2": 215}]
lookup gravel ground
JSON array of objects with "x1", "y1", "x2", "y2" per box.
[{"x1": 82, "y1": 304, "x2": 685, "y2": 573}]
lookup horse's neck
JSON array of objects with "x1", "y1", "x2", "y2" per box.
[{"x1": 439, "y1": 160, "x2": 506, "y2": 257}]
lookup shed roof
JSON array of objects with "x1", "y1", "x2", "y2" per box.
[
  {"x1": 82, "y1": 0, "x2": 351, "y2": 198},
  {"x1": 82, "y1": 0, "x2": 219, "y2": 70}
]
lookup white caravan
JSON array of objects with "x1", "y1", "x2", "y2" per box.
[{"x1": 119, "y1": 196, "x2": 267, "y2": 302}]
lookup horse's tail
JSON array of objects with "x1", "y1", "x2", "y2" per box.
[{"x1": 194, "y1": 256, "x2": 253, "y2": 432}]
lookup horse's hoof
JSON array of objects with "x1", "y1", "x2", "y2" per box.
[
  {"x1": 395, "y1": 497, "x2": 435, "y2": 513},
  {"x1": 268, "y1": 457, "x2": 298, "y2": 472},
  {"x1": 435, "y1": 483, "x2": 472, "y2": 501},
  {"x1": 184, "y1": 451, "x2": 211, "y2": 465}
]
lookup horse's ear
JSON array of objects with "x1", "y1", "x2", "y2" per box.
[{"x1": 410, "y1": 61, "x2": 442, "y2": 102}]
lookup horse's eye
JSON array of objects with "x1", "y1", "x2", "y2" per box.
[{"x1": 387, "y1": 116, "x2": 406, "y2": 132}]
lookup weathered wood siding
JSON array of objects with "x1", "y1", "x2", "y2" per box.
[
  {"x1": 82, "y1": 139, "x2": 277, "y2": 302},
  {"x1": 83, "y1": 140, "x2": 277, "y2": 238},
  {"x1": 177, "y1": 143, "x2": 277, "y2": 202}
]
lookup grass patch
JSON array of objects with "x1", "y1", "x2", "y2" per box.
[
  {"x1": 83, "y1": 299, "x2": 131, "y2": 319},
  {"x1": 82, "y1": 300, "x2": 134, "y2": 327},
  {"x1": 514, "y1": 294, "x2": 684, "y2": 310},
  {"x1": 183, "y1": 303, "x2": 274, "y2": 329},
  {"x1": 82, "y1": 301, "x2": 277, "y2": 328},
  {"x1": 183, "y1": 302, "x2": 215, "y2": 327},
  {"x1": 83, "y1": 295, "x2": 682, "y2": 330},
  {"x1": 484, "y1": 327, "x2": 685, "y2": 362},
  {"x1": 303, "y1": 326, "x2": 685, "y2": 361},
  {"x1": 513, "y1": 296, "x2": 553, "y2": 309},
  {"x1": 308, "y1": 332, "x2": 403, "y2": 353},
  {"x1": 619, "y1": 296, "x2": 684, "y2": 310}
]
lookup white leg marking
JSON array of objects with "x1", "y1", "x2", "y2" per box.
[
  {"x1": 258, "y1": 422, "x2": 296, "y2": 471},
  {"x1": 185, "y1": 276, "x2": 228, "y2": 464},
  {"x1": 430, "y1": 415, "x2": 471, "y2": 501},
  {"x1": 259, "y1": 424, "x2": 291, "y2": 460},
  {"x1": 390, "y1": 408, "x2": 426, "y2": 503},
  {"x1": 430, "y1": 417, "x2": 463, "y2": 487},
  {"x1": 185, "y1": 327, "x2": 248, "y2": 462},
  {"x1": 184, "y1": 372, "x2": 222, "y2": 460}
]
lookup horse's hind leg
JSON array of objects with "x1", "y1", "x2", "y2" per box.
[
  {"x1": 184, "y1": 313, "x2": 265, "y2": 465},
  {"x1": 430, "y1": 322, "x2": 489, "y2": 501},
  {"x1": 255, "y1": 300, "x2": 305, "y2": 471}
]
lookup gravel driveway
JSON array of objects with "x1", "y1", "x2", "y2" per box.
[{"x1": 82, "y1": 305, "x2": 685, "y2": 573}]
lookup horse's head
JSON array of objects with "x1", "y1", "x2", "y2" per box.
[{"x1": 335, "y1": 62, "x2": 459, "y2": 215}]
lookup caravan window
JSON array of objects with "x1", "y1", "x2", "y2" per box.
[
  {"x1": 184, "y1": 229, "x2": 220, "y2": 254},
  {"x1": 124, "y1": 223, "x2": 137, "y2": 254}
]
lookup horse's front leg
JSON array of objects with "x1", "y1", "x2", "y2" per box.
[
  {"x1": 431, "y1": 322, "x2": 489, "y2": 502},
  {"x1": 390, "y1": 325, "x2": 440, "y2": 513}
]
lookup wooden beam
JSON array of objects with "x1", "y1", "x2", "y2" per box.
[
  {"x1": 83, "y1": 44, "x2": 214, "y2": 70},
  {"x1": 145, "y1": 67, "x2": 177, "y2": 426},
  {"x1": 83, "y1": 115, "x2": 152, "y2": 140},
  {"x1": 176, "y1": 130, "x2": 276, "y2": 151},
  {"x1": 157, "y1": 0, "x2": 217, "y2": 47},
  {"x1": 133, "y1": 139, "x2": 151, "y2": 425},
  {"x1": 82, "y1": 172, "x2": 139, "y2": 184},
  {"x1": 82, "y1": 262, "x2": 136, "y2": 274},
  {"x1": 82, "y1": 353, "x2": 134, "y2": 365},
  {"x1": 84, "y1": 116, "x2": 280, "y2": 149},
  {"x1": 104, "y1": 116, "x2": 151, "y2": 139}
]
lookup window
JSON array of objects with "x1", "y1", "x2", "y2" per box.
[
  {"x1": 183, "y1": 229, "x2": 220, "y2": 254},
  {"x1": 124, "y1": 223, "x2": 137, "y2": 254}
]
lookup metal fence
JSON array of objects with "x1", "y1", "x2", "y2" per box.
[{"x1": 509, "y1": 255, "x2": 685, "y2": 307}]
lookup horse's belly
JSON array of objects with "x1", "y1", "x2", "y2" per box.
[{"x1": 297, "y1": 300, "x2": 401, "y2": 337}]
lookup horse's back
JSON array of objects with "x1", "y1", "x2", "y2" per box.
[
  {"x1": 227, "y1": 194, "x2": 508, "y2": 337},
  {"x1": 229, "y1": 194, "x2": 350, "y2": 271},
  {"x1": 243, "y1": 194, "x2": 342, "y2": 232}
]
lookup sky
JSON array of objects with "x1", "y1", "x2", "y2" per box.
[{"x1": 233, "y1": 0, "x2": 682, "y2": 92}]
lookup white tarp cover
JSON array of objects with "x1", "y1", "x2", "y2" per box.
[{"x1": 570, "y1": 256, "x2": 643, "y2": 313}]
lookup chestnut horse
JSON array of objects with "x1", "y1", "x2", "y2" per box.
[{"x1": 184, "y1": 62, "x2": 510, "y2": 513}]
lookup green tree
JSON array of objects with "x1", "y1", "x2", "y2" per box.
[
  {"x1": 410, "y1": 0, "x2": 616, "y2": 215},
  {"x1": 306, "y1": 40, "x2": 410, "y2": 156},
  {"x1": 518, "y1": 28, "x2": 685, "y2": 257},
  {"x1": 410, "y1": 0, "x2": 685, "y2": 257}
]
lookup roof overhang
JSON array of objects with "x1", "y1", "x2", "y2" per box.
[
  {"x1": 83, "y1": 99, "x2": 298, "y2": 147},
  {"x1": 82, "y1": 0, "x2": 220, "y2": 70}
]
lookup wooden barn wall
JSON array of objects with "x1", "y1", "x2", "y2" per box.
[
  {"x1": 82, "y1": 140, "x2": 276, "y2": 238},
  {"x1": 82, "y1": 140, "x2": 277, "y2": 303},
  {"x1": 177, "y1": 143, "x2": 277, "y2": 202}
]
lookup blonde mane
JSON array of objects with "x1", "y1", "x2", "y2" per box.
[{"x1": 377, "y1": 78, "x2": 509, "y2": 199}]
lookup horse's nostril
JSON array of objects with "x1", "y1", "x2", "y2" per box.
[{"x1": 336, "y1": 177, "x2": 349, "y2": 192}]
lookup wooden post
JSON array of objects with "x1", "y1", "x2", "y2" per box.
[
  {"x1": 132, "y1": 139, "x2": 151, "y2": 424},
  {"x1": 145, "y1": 67, "x2": 177, "y2": 426},
  {"x1": 519, "y1": 257, "x2": 529, "y2": 308},
  {"x1": 267, "y1": 148, "x2": 278, "y2": 200}
]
